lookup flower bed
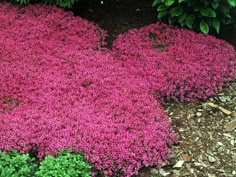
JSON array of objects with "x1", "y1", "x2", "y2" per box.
[
  {"x1": 0, "y1": 3, "x2": 176, "y2": 176},
  {"x1": 0, "y1": 3, "x2": 106, "y2": 51},
  {"x1": 113, "y1": 23, "x2": 236, "y2": 102},
  {"x1": 0, "y1": 2, "x2": 235, "y2": 177}
]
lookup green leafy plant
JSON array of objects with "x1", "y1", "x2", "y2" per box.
[
  {"x1": 152, "y1": 0, "x2": 236, "y2": 34},
  {"x1": 0, "y1": 149, "x2": 91, "y2": 177},
  {"x1": 0, "y1": 150, "x2": 37, "y2": 177},
  {"x1": 35, "y1": 149, "x2": 91, "y2": 177}
]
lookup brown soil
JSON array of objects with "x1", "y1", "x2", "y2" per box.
[{"x1": 74, "y1": 1, "x2": 236, "y2": 176}]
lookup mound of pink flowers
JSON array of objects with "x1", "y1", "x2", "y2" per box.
[
  {"x1": 0, "y1": 3, "x2": 176, "y2": 177},
  {"x1": 113, "y1": 23, "x2": 236, "y2": 101},
  {"x1": 0, "y1": 3, "x2": 106, "y2": 51},
  {"x1": 0, "y1": 2, "x2": 235, "y2": 177}
]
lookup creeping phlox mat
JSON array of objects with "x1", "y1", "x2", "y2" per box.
[
  {"x1": 113, "y1": 23, "x2": 236, "y2": 102},
  {"x1": 0, "y1": 2, "x2": 235, "y2": 177},
  {"x1": 0, "y1": 3, "x2": 176, "y2": 177}
]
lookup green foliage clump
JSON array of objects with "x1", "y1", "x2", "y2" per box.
[
  {"x1": 152, "y1": 0, "x2": 236, "y2": 34},
  {"x1": 35, "y1": 150, "x2": 91, "y2": 177},
  {"x1": 0, "y1": 150, "x2": 37, "y2": 177},
  {"x1": 0, "y1": 150, "x2": 91, "y2": 177}
]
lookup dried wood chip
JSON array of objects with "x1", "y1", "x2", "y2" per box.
[
  {"x1": 196, "y1": 112, "x2": 202, "y2": 117},
  {"x1": 159, "y1": 169, "x2": 170, "y2": 176},
  {"x1": 186, "y1": 163, "x2": 197, "y2": 177},
  {"x1": 150, "y1": 168, "x2": 159, "y2": 175},
  {"x1": 173, "y1": 160, "x2": 185, "y2": 168},
  {"x1": 217, "y1": 142, "x2": 223, "y2": 146},
  {"x1": 207, "y1": 102, "x2": 232, "y2": 115},
  {"x1": 207, "y1": 173, "x2": 216, "y2": 177},
  {"x1": 224, "y1": 119, "x2": 236, "y2": 131},
  {"x1": 208, "y1": 156, "x2": 216, "y2": 163},
  {"x1": 181, "y1": 153, "x2": 192, "y2": 161}
]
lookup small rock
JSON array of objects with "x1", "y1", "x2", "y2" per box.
[
  {"x1": 194, "y1": 162, "x2": 202, "y2": 166},
  {"x1": 181, "y1": 153, "x2": 192, "y2": 161},
  {"x1": 208, "y1": 156, "x2": 216, "y2": 163},
  {"x1": 224, "y1": 119, "x2": 236, "y2": 131},
  {"x1": 150, "y1": 168, "x2": 159, "y2": 175},
  {"x1": 232, "y1": 153, "x2": 236, "y2": 160},
  {"x1": 207, "y1": 173, "x2": 216, "y2": 177},
  {"x1": 196, "y1": 112, "x2": 202, "y2": 117},
  {"x1": 173, "y1": 160, "x2": 185, "y2": 168},
  {"x1": 219, "y1": 96, "x2": 231, "y2": 102},
  {"x1": 223, "y1": 133, "x2": 232, "y2": 138},
  {"x1": 230, "y1": 140, "x2": 235, "y2": 146},
  {"x1": 159, "y1": 168, "x2": 170, "y2": 177}
]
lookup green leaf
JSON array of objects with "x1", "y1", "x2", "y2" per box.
[
  {"x1": 170, "y1": 6, "x2": 183, "y2": 17},
  {"x1": 164, "y1": 0, "x2": 175, "y2": 6},
  {"x1": 158, "y1": 11, "x2": 168, "y2": 19},
  {"x1": 168, "y1": 16, "x2": 176, "y2": 24},
  {"x1": 200, "y1": 7, "x2": 216, "y2": 17},
  {"x1": 211, "y1": 2, "x2": 219, "y2": 9},
  {"x1": 200, "y1": 20, "x2": 209, "y2": 34},
  {"x1": 227, "y1": 0, "x2": 236, "y2": 7},
  {"x1": 157, "y1": 4, "x2": 169, "y2": 11},
  {"x1": 178, "y1": 12, "x2": 187, "y2": 23},
  {"x1": 178, "y1": 0, "x2": 185, "y2": 3},
  {"x1": 220, "y1": 6, "x2": 231, "y2": 18},
  {"x1": 152, "y1": 0, "x2": 161, "y2": 7},
  {"x1": 212, "y1": 18, "x2": 220, "y2": 33},
  {"x1": 185, "y1": 15, "x2": 194, "y2": 28}
]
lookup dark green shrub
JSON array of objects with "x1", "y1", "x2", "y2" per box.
[
  {"x1": 0, "y1": 150, "x2": 37, "y2": 177},
  {"x1": 152, "y1": 0, "x2": 236, "y2": 34},
  {"x1": 35, "y1": 150, "x2": 91, "y2": 177}
]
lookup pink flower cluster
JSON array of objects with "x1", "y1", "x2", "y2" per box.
[
  {"x1": 0, "y1": 3, "x2": 235, "y2": 177},
  {"x1": 113, "y1": 23, "x2": 236, "y2": 101},
  {"x1": 0, "y1": 3, "x2": 176, "y2": 177},
  {"x1": 0, "y1": 3, "x2": 106, "y2": 51}
]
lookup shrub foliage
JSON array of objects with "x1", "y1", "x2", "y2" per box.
[
  {"x1": 36, "y1": 150, "x2": 91, "y2": 177},
  {"x1": 152, "y1": 0, "x2": 236, "y2": 34},
  {"x1": 0, "y1": 151, "x2": 37, "y2": 177},
  {"x1": 0, "y1": 150, "x2": 91, "y2": 177}
]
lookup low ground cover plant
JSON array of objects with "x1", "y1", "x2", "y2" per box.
[
  {"x1": 0, "y1": 150, "x2": 91, "y2": 177},
  {"x1": 0, "y1": 3, "x2": 176, "y2": 176},
  {"x1": 36, "y1": 149, "x2": 91, "y2": 177},
  {"x1": 112, "y1": 23, "x2": 236, "y2": 102},
  {"x1": 0, "y1": 2, "x2": 235, "y2": 177},
  {"x1": 0, "y1": 150, "x2": 37, "y2": 177}
]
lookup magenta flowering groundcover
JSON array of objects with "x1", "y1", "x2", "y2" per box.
[
  {"x1": 0, "y1": 2, "x2": 235, "y2": 177},
  {"x1": 0, "y1": 3, "x2": 176, "y2": 176},
  {"x1": 113, "y1": 23, "x2": 236, "y2": 102}
]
